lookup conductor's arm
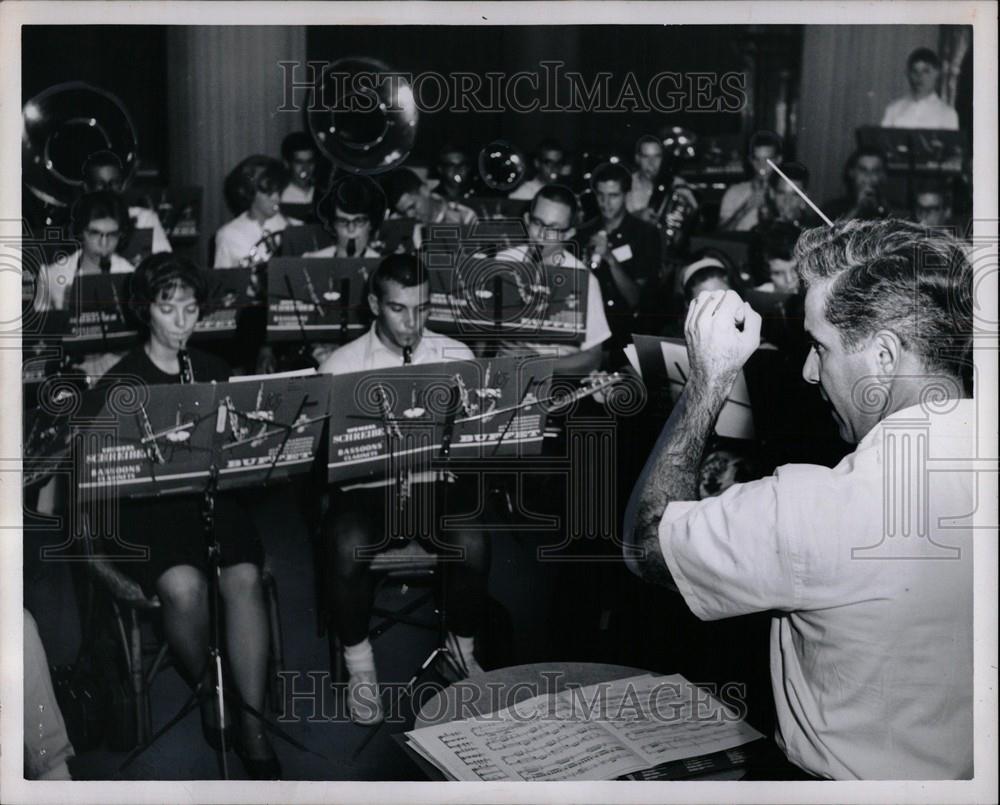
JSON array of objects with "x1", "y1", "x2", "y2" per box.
[{"x1": 622, "y1": 290, "x2": 761, "y2": 587}]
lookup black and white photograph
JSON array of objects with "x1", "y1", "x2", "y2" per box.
[{"x1": 1, "y1": 2, "x2": 997, "y2": 803}]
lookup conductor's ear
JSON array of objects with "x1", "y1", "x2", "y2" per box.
[{"x1": 368, "y1": 292, "x2": 380, "y2": 318}]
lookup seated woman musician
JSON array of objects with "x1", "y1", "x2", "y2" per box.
[
  {"x1": 94, "y1": 253, "x2": 279, "y2": 778},
  {"x1": 34, "y1": 191, "x2": 135, "y2": 384},
  {"x1": 214, "y1": 155, "x2": 298, "y2": 269}
]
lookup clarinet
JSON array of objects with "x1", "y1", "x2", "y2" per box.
[{"x1": 177, "y1": 346, "x2": 195, "y2": 384}]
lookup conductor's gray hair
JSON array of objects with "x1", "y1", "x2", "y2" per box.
[{"x1": 795, "y1": 218, "x2": 972, "y2": 382}]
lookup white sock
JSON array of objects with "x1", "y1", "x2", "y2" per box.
[
  {"x1": 343, "y1": 638, "x2": 376, "y2": 676},
  {"x1": 450, "y1": 633, "x2": 476, "y2": 667}
]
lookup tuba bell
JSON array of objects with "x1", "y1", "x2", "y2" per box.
[
  {"x1": 308, "y1": 57, "x2": 418, "y2": 176},
  {"x1": 22, "y1": 81, "x2": 138, "y2": 226}
]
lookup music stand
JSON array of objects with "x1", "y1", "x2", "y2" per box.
[
  {"x1": 425, "y1": 256, "x2": 590, "y2": 347},
  {"x1": 266, "y1": 256, "x2": 377, "y2": 348},
  {"x1": 63, "y1": 272, "x2": 138, "y2": 355},
  {"x1": 279, "y1": 223, "x2": 333, "y2": 257},
  {"x1": 191, "y1": 268, "x2": 255, "y2": 342},
  {"x1": 78, "y1": 377, "x2": 329, "y2": 777},
  {"x1": 327, "y1": 356, "x2": 554, "y2": 755}
]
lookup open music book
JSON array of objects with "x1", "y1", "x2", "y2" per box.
[{"x1": 402, "y1": 673, "x2": 763, "y2": 781}]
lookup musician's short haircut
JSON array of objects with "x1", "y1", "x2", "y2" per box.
[
  {"x1": 70, "y1": 191, "x2": 130, "y2": 237},
  {"x1": 129, "y1": 252, "x2": 209, "y2": 326},
  {"x1": 382, "y1": 168, "x2": 424, "y2": 210},
  {"x1": 224, "y1": 155, "x2": 290, "y2": 214},
  {"x1": 749, "y1": 130, "x2": 782, "y2": 155},
  {"x1": 907, "y1": 47, "x2": 941, "y2": 70},
  {"x1": 369, "y1": 253, "x2": 426, "y2": 300},
  {"x1": 761, "y1": 221, "x2": 802, "y2": 262},
  {"x1": 591, "y1": 162, "x2": 632, "y2": 194},
  {"x1": 768, "y1": 161, "x2": 809, "y2": 190},
  {"x1": 281, "y1": 131, "x2": 316, "y2": 162},
  {"x1": 81, "y1": 150, "x2": 123, "y2": 181},
  {"x1": 531, "y1": 183, "x2": 578, "y2": 219},
  {"x1": 635, "y1": 134, "x2": 663, "y2": 154},
  {"x1": 795, "y1": 219, "x2": 972, "y2": 381}
]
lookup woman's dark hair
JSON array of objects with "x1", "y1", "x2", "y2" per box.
[
  {"x1": 224, "y1": 155, "x2": 290, "y2": 214},
  {"x1": 70, "y1": 191, "x2": 130, "y2": 238},
  {"x1": 129, "y1": 253, "x2": 209, "y2": 327}
]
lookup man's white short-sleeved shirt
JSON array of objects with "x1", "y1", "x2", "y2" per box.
[{"x1": 659, "y1": 400, "x2": 975, "y2": 780}]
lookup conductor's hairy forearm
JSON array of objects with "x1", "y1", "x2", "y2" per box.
[{"x1": 622, "y1": 373, "x2": 734, "y2": 586}]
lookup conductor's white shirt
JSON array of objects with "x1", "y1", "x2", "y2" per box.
[{"x1": 659, "y1": 399, "x2": 975, "y2": 780}]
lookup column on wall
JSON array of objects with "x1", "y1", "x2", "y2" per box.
[{"x1": 165, "y1": 26, "x2": 307, "y2": 265}]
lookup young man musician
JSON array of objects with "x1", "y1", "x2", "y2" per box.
[
  {"x1": 496, "y1": 184, "x2": 612, "y2": 375},
  {"x1": 718, "y1": 131, "x2": 783, "y2": 232},
  {"x1": 576, "y1": 162, "x2": 663, "y2": 349},
  {"x1": 82, "y1": 150, "x2": 172, "y2": 255},
  {"x1": 279, "y1": 131, "x2": 319, "y2": 206},
  {"x1": 318, "y1": 254, "x2": 489, "y2": 726}
]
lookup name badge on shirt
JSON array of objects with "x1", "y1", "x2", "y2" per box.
[{"x1": 611, "y1": 244, "x2": 633, "y2": 262}]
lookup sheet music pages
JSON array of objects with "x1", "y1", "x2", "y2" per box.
[{"x1": 404, "y1": 673, "x2": 763, "y2": 781}]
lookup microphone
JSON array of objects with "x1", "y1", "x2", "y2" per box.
[
  {"x1": 346, "y1": 237, "x2": 356, "y2": 258},
  {"x1": 99, "y1": 256, "x2": 111, "y2": 273},
  {"x1": 402, "y1": 345, "x2": 413, "y2": 365}
]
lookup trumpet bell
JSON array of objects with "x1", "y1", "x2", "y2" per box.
[
  {"x1": 478, "y1": 140, "x2": 527, "y2": 192},
  {"x1": 22, "y1": 81, "x2": 138, "y2": 213},
  {"x1": 308, "y1": 58, "x2": 418, "y2": 175}
]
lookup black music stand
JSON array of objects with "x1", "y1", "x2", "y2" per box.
[
  {"x1": 64, "y1": 272, "x2": 138, "y2": 356},
  {"x1": 266, "y1": 256, "x2": 377, "y2": 351},
  {"x1": 79, "y1": 377, "x2": 329, "y2": 777},
  {"x1": 325, "y1": 357, "x2": 555, "y2": 753},
  {"x1": 425, "y1": 256, "x2": 589, "y2": 347}
]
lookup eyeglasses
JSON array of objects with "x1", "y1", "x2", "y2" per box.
[
  {"x1": 527, "y1": 215, "x2": 572, "y2": 236},
  {"x1": 83, "y1": 228, "x2": 121, "y2": 241},
  {"x1": 334, "y1": 215, "x2": 370, "y2": 230}
]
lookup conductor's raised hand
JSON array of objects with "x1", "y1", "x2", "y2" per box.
[{"x1": 684, "y1": 289, "x2": 761, "y2": 385}]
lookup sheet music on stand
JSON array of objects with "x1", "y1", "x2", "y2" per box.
[
  {"x1": 191, "y1": 267, "x2": 255, "y2": 340},
  {"x1": 402, "y1": 673, "x2": 763, "y2": 782},
  {"x1": 326, "y1": 355, "x2": 554, "y2": 484},
  {"x1": 63, "y1": 272, "x2": 138, "y2": 350},
  {"x1": 427, "y1": 256, "x2": 589, "y2": 344},
  {"x1": 77, "y1": 381, "x2": 218, "y2": 497},
  {"x1": 213, "y1": 373, "x2": 330, "y2": 490},
  {"x1": 76, "y1": 374, "x2": 331, "y2": 496},
  {"x1": 266, "y1": 256, "x2": 377, "y2": 342}
]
